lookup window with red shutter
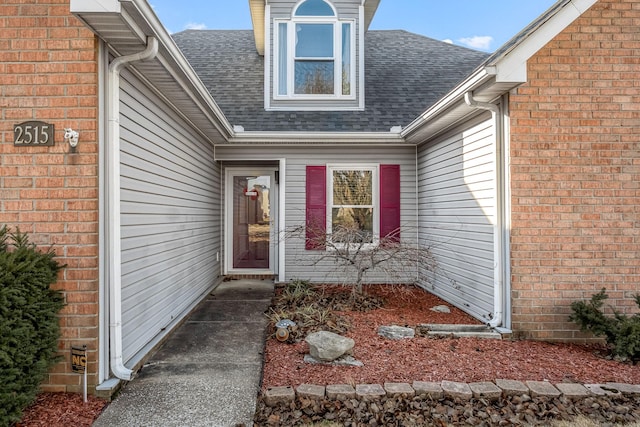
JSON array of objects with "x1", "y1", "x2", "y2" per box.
[
  {"x1": 305, "y1": 164, "x2": 400, "y2": 250},
  {"x1": 380, "y1": 164, "x2": 401, "y2": 243},
  {"x1": 305, "y1": 165, "x2": 326, "y2": 249}
]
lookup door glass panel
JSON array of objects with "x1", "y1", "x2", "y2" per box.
[{"x1": 233, "y1": 175, "x2": 271, "y2": 269}]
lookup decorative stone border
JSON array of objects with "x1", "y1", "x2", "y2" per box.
[{"x1": 263, "y1": 380, "x2": 640, "y2": 407}]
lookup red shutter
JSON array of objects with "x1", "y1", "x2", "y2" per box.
[
  {"x1": 306, "y1": 165, "x2": 326, "y2": 250},
  {"x1": 380, "y1": 164, "x2": 401, "y2": 243}
]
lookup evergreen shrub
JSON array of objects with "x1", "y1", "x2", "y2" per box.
[
  {"x1": 569, "y1": 288, "x2": 640, "y2": 363},
  {"x1": 0, "y1": 226, "x2": 65, "y2": 426}
]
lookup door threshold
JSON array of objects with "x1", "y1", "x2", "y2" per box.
[{"x1": 225, "y1": 273, "x2": 275, "y2": 281}]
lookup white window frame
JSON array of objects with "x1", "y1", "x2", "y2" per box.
[
  {"x1": 273, "y1": 16, "x2": 355, "y2": 100},
  {"x1": 327, "y1": 164, "x2": 379, "y2": 249}
]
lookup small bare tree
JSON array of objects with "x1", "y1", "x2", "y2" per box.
[{"x1": 286, "y1": 222, "x2": 437, "y2": 300}]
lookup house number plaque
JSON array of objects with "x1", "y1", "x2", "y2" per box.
[{"x1": 14, "y1": 121, "x2": 55, "y2": 146}]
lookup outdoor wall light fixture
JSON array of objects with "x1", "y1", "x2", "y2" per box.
[{"x1": 64, "y1": 128, "x2": 79, "y2": 152}]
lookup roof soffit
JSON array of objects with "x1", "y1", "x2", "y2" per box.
[
  {"x1": 71, "y1": 0, "x2": 234, "y2": 143},
  {"x1": 249, "y1": 0, "x2": 265, "y2": 55},
  {"x1": 362, "y1": 0, "x2": 381, "y2": 30}
]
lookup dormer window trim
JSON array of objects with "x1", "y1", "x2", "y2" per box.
[{"x1": 273, "y1": 0, "x2": 356, "y2": 101}]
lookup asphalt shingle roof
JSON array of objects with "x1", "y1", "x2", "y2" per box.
[{"x1": 172, "y1": 29, "x2": 489, "y2": 132}]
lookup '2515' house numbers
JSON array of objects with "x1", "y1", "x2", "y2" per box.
[{"x1": 14, "y1": 121, "x2": 55, "y2": 146}]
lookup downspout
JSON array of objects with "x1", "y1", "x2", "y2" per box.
[
  {"x1": 464, "y1": 91, "x2": 503, "y2": 328},
  {"x1": 107, "y1": 36, "x2": 158, "y2": 380},
  {"x1": 415, "y1": 143, "x2": 419, "y2": 285}
]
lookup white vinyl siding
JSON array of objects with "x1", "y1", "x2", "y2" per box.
[
  {"x1": 417, "y1": 114, "x2": 496, "y2": 323},
  {"x1": 118, "y1": 69, "x2": 221, "y2": 363},
  {"x1": 215, "y1": 145, "x2": 417, "y2": 284}
]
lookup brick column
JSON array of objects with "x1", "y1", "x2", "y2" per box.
[
  {"x1": 509, "y1": 0, "x2": 640, "y2": 340},
  {"x1": 0, "y1": 1, "x2": 100, "y2": 392}
]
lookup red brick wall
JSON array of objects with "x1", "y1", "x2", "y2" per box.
[
  {"x1": 0, "y1": 1, "x2": 100, "y2": 392},
  {"x1": 509, "y1": 0, "x2": 640, "y2": 340}
]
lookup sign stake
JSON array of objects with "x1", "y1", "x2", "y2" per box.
[
  {"x1": 83, "y1": 362, "x2": 87, "y2": 403},
  {"x1": 71, "y1": 345, "x2": 88, "y2": 403}
]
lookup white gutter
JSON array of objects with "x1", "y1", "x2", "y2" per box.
[
  {"x1": 464, "y1": 91, "x2": 503, "y2": 328},
  {"x1": 464, "y1": 92, "x2": 499, "y2": 115},
  {"x1": 107, "y1": 36, "x2": 159, "y2": 381},
  {"x1": 229, "y1": 130, "x2": 406, "y2": 145}
]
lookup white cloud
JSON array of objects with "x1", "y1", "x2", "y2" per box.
[
  {"x1": 458, "y1": 35, "x2": 493, "y2": 51},
  {"x1": 184, "y1": 22, "x2": 207, "y2": 30},
  {"x1": 442, "y1": 39, "x2": 453, "y2": 44}
]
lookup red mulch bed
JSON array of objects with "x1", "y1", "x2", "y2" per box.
[
  {"x1": 17, "y1": 284, "x2": 640, "y2": 425},
  {"x1": 16, "y1": 392, "x2": 107, "y2": 427},
  {"x1": 262, "y1": 284, "x2": 640, "y2": 389}
]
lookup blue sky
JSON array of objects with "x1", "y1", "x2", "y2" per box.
[{"x1": 149, "y1": 0, "x2": 558, "y2": 52}]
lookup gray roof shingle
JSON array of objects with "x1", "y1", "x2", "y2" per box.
[{"x1": 172, "y1": 29, "x2": 488, "y2": 132}]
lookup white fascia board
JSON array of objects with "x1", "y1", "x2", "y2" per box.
[
  {"x1": 70, "y1": 0, "x2": 120, "y2": 13},
  {"x1": 492, "y1": 0, "x2": 598, "y2": 83},
  {"x1": 229, "y1": 131, "x2": 407, "y2": 145}
]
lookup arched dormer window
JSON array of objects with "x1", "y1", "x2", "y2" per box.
[
  {"x1": 275, "y1": 0, "x2": 354, "y2": 99},
  {"x1": 294, "y1": 0, "x2": 335, "y2": 17}
]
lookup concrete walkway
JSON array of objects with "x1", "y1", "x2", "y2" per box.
[{"x1": 93, "y1": 279, "x2": 274, "y2": 427}]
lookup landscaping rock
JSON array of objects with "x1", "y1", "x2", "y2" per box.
[
  {"x1": 305, "y1": 331, "x2": 355, "y2": 361},
  {"x1": 526, "y1": 380, "x2": 561, "y2": 398},
  {"x1": 585, "y1": 384, "x2": 621, "y2": 396},
  {"x1": 356, "y1": 384, "x2": 386, "y2": 399},
  {"x1": 413, "y1": 381, "x2": 443, "y2": 399},
  {"x1": 441, "y1": 380, "x2": 472, "y2": 400},
  {"x1": 605, "y1": 383, "x2": 640, "y2": 395},
  {"x1": 495, "y1": 378, "x2": 529, "y2": 397},
  {"x1": 555, "y1": 383, "x2": 591, "y2": 400},
  {"x1": 303, "y1": 354, "x2": 363, "y2": 366},
  {"x1": 384, "y1": 382, "x2": 415, "y2": 398},
  {"x1": 377, "y1": 325, "x2": 415, "y2": 340},
  {"x1": 430, "y1": 305, "x2": 451, "y2": 313},
  {"x1": 469, "y1": 381, "x2": 502, "y2": 401},
  {"x1": 255, "y1": 388, "x2": 640, "y2": 426},
  {"x1": 296, "y1": 384, "x2": 325, "y2": 400},
  {"x1": 263, "y1": 386, "x2": 295, "y2": 407},
  {"x1": 325, "y1": 384, "x2": 356, "y2": 399}
]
